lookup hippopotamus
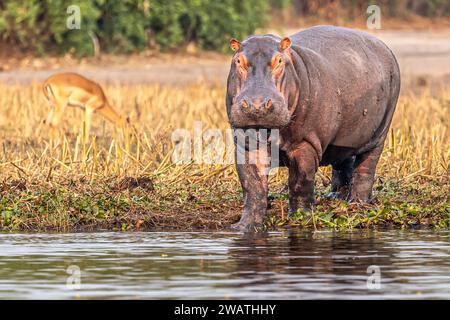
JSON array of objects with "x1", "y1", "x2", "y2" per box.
[{"x1": 226, "y1": 25, "x2": 401, "y2": 231}]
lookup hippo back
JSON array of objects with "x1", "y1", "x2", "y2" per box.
[{"x1": 288, "y1": 26, "x2": 400, "y2": 151}]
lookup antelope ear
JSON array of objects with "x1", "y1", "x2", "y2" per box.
[
  {"x1": 279, "y1": 37, "x2": 291, "y2": 51},
  {"x1": 230, "y1": 38, "x2": 241, "y2": 52}
]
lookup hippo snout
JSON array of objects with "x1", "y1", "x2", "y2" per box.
[
  {"x1": 239, "y1": 97, "x2": 277, "y2": 115},
  {"x1": 230, "y1": 97, "x2": 290, "y2": 129}
]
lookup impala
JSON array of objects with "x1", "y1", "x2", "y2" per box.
[{"x1": 42, "y1": 72, "x2": 127, "y2": 136}]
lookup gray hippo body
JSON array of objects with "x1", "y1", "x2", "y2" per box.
[{"x1": 226, "y1": 26, "x2": 401, "y2": 231}]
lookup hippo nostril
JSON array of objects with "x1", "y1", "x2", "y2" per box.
[
  {"x1": 265, "y1": 99, "x2": 273, "y2": 110},
  {"x1": 242, "y1": 100, "x2": 249, "y2": 109}
]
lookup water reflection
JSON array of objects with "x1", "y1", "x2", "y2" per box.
[{"x1": 0, "y1": 230, "x2": 448, "y2": 299}]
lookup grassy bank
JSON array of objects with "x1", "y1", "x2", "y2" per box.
[{"x1": 0, "y1": 83, "x2": 448, "y2": 231}]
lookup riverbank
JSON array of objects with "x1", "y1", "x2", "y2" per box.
[
  {"x1": 0, "y1": 83, "x2": 448, "y2": 232},
  {"x1": 0, "y1": 173, "x2": 448, "y2": 232}
]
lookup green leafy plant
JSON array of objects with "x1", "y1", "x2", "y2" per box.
[{"x1": 0, "y1": 0, "x2": 269, "y2": 56}]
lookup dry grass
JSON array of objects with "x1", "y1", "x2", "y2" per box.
[{"x1": 0, "y1": 81, "x2": 448, "y2": 231}]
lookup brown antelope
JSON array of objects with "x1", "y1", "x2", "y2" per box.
[{"x1": 42, "y1": 72, "x2": 127, "y2": 137}]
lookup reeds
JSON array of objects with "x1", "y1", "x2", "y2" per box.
[
  {"x1": 1, "y1": 82, "x2": 448, "y2": 181},
  {"x1": 0, "y1": 81, "x2": 448, "y2": 230}
]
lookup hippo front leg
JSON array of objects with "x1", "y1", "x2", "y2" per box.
[
  {"x1": 232, "y1": 148, "x2": 270, "y2": 232},
  {"x1": 287, "y1": 143, "x2": 319, "y2": 216}
]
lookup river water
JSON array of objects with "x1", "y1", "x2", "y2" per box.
[{"x1": 0, "y1": 230, "x2": 448, "y2": 299}]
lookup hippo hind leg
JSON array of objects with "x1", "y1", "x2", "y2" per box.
[
  {"x1": 348, "y1": 144, "x2": 384, "y2": 203},
  {"x1": 327, "y1": 156, "x2": 355, "y2": 200}
]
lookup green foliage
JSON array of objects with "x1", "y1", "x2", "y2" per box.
[
  {"x1": 0, "y1": 1, "x2": 43, "y2": 49},
  {"x1": 1, "y1": 0, "x2": 448, "y2": 56},
  {"x1": 0, "y1": 0, "x2": 269, "y2": 56},
  {"x1": 48, "y1": 0, "x2": 101, "y2": 55},
  {"x1": 97, "y1": 0, "x2": 151, "y2": 53}
]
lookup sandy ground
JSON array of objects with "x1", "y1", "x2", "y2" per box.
[{"x1": 1, "y1": 29, "x2": 449, "y2": 90}]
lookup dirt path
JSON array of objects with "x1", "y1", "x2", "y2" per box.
[
  {"x1": 375, "y1": 30, "x2": 450, "y2": 77},
  {"x1": 1, "y1": 29, "x2": 449, "y2": 88}
]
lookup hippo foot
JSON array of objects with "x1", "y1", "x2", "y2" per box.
[
  {"x1": 326, "y1": 186, "x2": 351, "y2": 200},
  {"x1": 230, "y1": 213, "x2": 263, "y2": 232},
  {"x1": 346, "y1": 195, "x2": 373, "y2": 204},
  {"x1": 326, "y1": 191, "x2": 345, "y2": 200}
]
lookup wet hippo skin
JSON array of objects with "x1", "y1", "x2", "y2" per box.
[{"x1": 226, "y1": 26, "x2": 401, "y2": 231}]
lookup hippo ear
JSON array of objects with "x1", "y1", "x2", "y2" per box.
[
  {"x1": 230, "y1": 38, "x2": 241, "y2": 52},
  {"x1": 279, "y1": 37, "x2": 291, "y2": 51}
]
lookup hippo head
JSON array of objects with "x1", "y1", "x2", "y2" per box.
[{"x1": 228, "y1": 35, "x2": 293, "y2": 129}]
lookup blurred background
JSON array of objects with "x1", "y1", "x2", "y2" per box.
[{"x1": 0, "y1": 0, "x2": 449, "y2": 91}]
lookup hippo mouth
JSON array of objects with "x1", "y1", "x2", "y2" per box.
[
  {"x1": 229, "y1": 115, "x2": 291, "y2": 130},
  {"x1": 232, "y1": 127, "x2": 280, "y2": 151},
  {"x1": 234, "y1": 127, "x2": 274, "y2": 134},
  {"x1": 229, "y1": 100, "x2": 292, "y2": 129}
]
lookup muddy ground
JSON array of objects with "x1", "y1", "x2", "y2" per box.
[{"x1": 1, "y1": 29, "x2": 449, "y2": 93}]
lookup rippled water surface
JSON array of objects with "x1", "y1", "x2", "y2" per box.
[{"x1": 0, "y1": 230, "x2": 448, "y2": 299}]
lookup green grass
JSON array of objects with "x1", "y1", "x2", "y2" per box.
[{"x1": 0, "y1": 171, "x2": 448, "y2": 231}]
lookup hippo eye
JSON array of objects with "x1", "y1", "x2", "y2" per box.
[
  {"x1": 235, "y1": 55, "x2": 248, "y2": 75},
  {"x1": 271, "y1": 55, "x2": 284, "y2": 71}
]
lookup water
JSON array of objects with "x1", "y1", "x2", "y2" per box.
[{"x1": 0, "y1": 230, "x2": 448, "y2": 299}]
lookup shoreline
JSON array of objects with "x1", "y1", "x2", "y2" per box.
[{"x1": 1, "y1": 174, "x2": 448, "y2": 232}]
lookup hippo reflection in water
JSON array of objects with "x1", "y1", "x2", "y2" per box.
[{"x1": 226, "y1": 26, "x2": 401, "y2": 231}]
